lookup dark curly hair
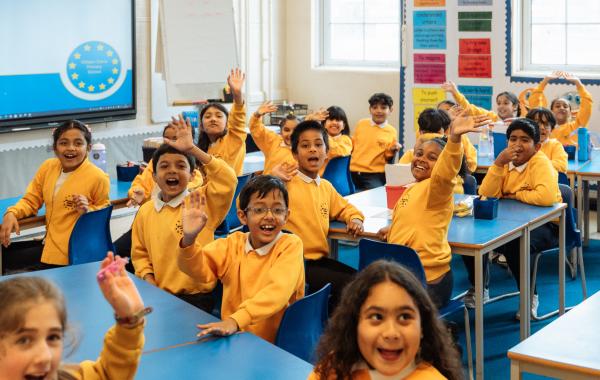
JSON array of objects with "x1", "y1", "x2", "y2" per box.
[{"x1": 313, "y1": 260, "x2": 464, "y2": 380}]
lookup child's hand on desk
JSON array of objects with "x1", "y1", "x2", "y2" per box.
[
  {"x1": 127, "y1": 187, "x2": 145, "y2": 207},
  {"x1": 166, "y1": 115, "x2": 195, "y2": 154},
  {"x1": 347, "y1": 218, "x2": 364, "y2": 238},
  {"x1": 227, "y1": 68, "x2": 246, "y2": 105},
  {"x1": 270, "y1": 162, "x2": 298, "y2": 182},
  {"x1": 73, "y1": 194, "x2": 89, "y2": 214},
  {"x1": 143, "y1": 273, "x2": 157, "y2": 286},
  {"x1": 254, "y1": 101, "x2": 278, "y2": 118},
  {"x1": 197, "y1": 318, "x2": 239, "y2": 338},
  {"x1": 181, "y1": 191, "x2": 208, "y2": 247},
  {"x1": 0, "y1": 212, "x2": 20, "y2": 247},
  {"x1": 376, "y1": 226, "x2": 390, "y2": 241}
]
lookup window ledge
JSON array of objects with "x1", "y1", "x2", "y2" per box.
[{"x1": 312, "y1": 65, "x2": 399, "y2": 74}]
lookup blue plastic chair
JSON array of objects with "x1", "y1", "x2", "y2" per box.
[
  {"x1": 492, "y1": 132, "x2": 507, "y2": 159},
  {"x1": 216, "y1": 173, "x2": 253, "y2": 235},
  {"x1": 358, "y1": 239, "x2": 472, "y2": 375},
  {"x1": 322, "y1": 155, "x2": 355, "y2": 196},
  {"x1": 275, "y1": 283, "x2": 331, "y2": 363},
  {"x1": 68, "y1": 205, "x2": 115, "y2": 265},
  {"x1": 531, "y1": 184, "x2": 587, "y2": 320},
  {"x1": 462, "y1": 174, "x2": 478, "y2": 195},
  {"x1": 558, "y1": 172, "x2": 570, "y2": 186}
]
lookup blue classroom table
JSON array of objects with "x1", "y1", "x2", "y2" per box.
[{"x1": 329, "y1": 187, "x2": 566, "y2": 380}]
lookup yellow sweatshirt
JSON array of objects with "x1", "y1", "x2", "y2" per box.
[
  {"x1": 249, "y1": 114, "x2": 296, "y2": 175},
  {"x1": 528, "y1": 82, "x2": 593, "y2": 146},
  {"x1": 66, "y1": 323, "x2": 144, "y2": 380},
  {"x1": 207, "y1": 102, "x2": 247, "y2": 175},
  {"x1": 399, "y1": 133, "x2": 473, "y2": 194},
  {"x1": 388, "y1": 139, "x2": 463, "y2": 282},
  {"x1": 178, "y1": 231, "x2": 305, "y2": 343},
  {"x1": 479, "y1": 151, "x2": 561, "y2": 206},
  {"x1": 350, "y1": 118, "x2": 398, "y2": 173},
  {"x1": 540, "y1": 138, "x2": 568, "y2": 173},
  {"x1": 454, "y1": 90, "x2": 501, "y2": 122},
  {"x1": 320, "y1": 134, "x2": 353, "y2": 176},
  {"x1": 307, "y1": 362, "x2": 446, "y2": 380},
  {"x1": 132, "y1": 157, "x2": 237, "y2": 294},
  {"x1": 127, "y1": 158, "x2": 204, "y2": 201},
  {"x1": 7, "y1": 158, "x2": 110, "y2": 265},
  {"x1": 284, "y1": 174, "x2": 364, "y2": 260}
]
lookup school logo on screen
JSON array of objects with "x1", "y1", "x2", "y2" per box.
[{"x1": 60, "y1": 41, "x2": 125, "y2": 101}]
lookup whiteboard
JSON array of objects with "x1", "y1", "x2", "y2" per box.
[{"x1": 157, "y1": 0, "x2": 238, "y2": 105}]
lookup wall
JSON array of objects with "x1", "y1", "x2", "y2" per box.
[{"x1": 284, "y1": 1, "x2": 400, "y2": 132}]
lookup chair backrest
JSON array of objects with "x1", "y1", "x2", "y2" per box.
[
  {"x1": 558, "y1": 184, "x2": 581, "y2": 248},
  {"x1": 492, "y1": 132, "x2": 507, "y2": 159},
  {"x1": 216, "y1": 173, "x2": 253, "y2": 234},
  {"x1": 462, "y1": 174, "x2": 478, "y2": 195},
  {"x1": 68, "y1": 205, "x2": 115, "y2": 265},
  {"x1": 358, "y1": 238, "x2": 426, "y2": 285},
  {"x1": 275, "y1": 283, "x2": 331, "y2": 363},
  {"x1": 558, "y1": 172, "x2": 570, "y2": 186},
  {"x1": 322, "y1": 155, "x2": 355, "y2": 197}
]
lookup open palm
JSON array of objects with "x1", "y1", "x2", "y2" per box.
[
  {"x1": 450, "y1": 111, "x2": 491, "y2": 138},
  {"x1": 165, "y1": 115, "x2": 195, "y2": 153},
  {"x1": 182, "y1": 191, "x2": 208, "y2": 238},
  {"x1": 257, "y1": 101, "x2": 278, "y2": 116},
  {"x1": 227, "y1": 68, "x2": 245, "y2": 97}
]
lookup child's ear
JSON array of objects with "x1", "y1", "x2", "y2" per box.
[
  {"x1": 534, "y1": 142, "x2": 542, "y2": 152},
  {"x1": 86, "y1": 144, "x2": 92, "y2": 153},
  {"x1": 389, "y1": 106, "x2": 394, "y2": 113},
  {"x1": 237, "y1": 209, "x2": 248, "y2": 226}
]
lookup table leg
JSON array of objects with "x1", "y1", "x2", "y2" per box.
[
  {"x1": 520, "y1": 229, "x2": 530, "y2": 339},
  {"x1": 329, "y1": 238, "x2": 339, "y2": 261},
  {"x1": 510, "y1": 361, "x2": 522, "y2": 380},
  {"x1": 584, "y1": 181, "x2": 590, "y2": 246},
  {"x1": 474, "y1": 252, "x2": 484, "y2": 380},
  {"x1": 559, "y1": 209, "x2": 566, "y2": 315}
]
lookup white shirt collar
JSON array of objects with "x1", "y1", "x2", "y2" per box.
[
  {"x1": 508, "y1": 161, "x2": 528, "y2": 173},
  {"x1": 297, "y1": 170, "x2": 321, "y2": 185},
  {"x1": 154, "y1": 189, "x2": 189, "y2": 212},
  {"x1": 371, "y1": 119, "x2": 388, "y2": 128},
  {"x1": 353, "y1": 360, "x2": 417, "y2": 380},
  {"x1": 244, "y1": 232, "x2": 284, "y2": 256}
]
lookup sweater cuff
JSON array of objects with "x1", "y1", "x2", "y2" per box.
[
  {"x1": 229, "y1": 308, "x2": 252, "y2": 330},
  {"x1": 488, "y1": 164, "x2": 505, "y2": 176},
  {"x1": 111, "y1": 323, "x2": 145, "y2": 349},
  {"x1": 445, "y1": 139, "x2": 462, "y2": 154},
  {"x1": 179, "y1": 240, "x2": 198, "y2": 260}
]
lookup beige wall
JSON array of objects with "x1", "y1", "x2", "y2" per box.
[{"x1": 284, "y1": 1, "x2": 400, "y2": 134}]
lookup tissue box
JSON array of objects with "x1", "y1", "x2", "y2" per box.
[
  {"x1": 564, "y1": 145, "x2": 576, "y2": 160},
  {"x1": 473, "y1": 197, "x2": 498, "y2": 220},
  {"x1": 386, "y1": 185, "x2": 407, "y2": 209},
  {"x1": 116, "y1": 164, "x2": 141, "y2": 182}
]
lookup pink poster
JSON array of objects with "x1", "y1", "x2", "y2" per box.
[{"x1": 414, "y1": 54, "x2": 446, "y2": 84}]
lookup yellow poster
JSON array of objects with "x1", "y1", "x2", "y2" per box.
[{"x1": 413, "y1": 88, "x2": 446, "y2": 104}]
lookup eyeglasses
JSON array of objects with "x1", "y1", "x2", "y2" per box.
[{"x1": 244, "y1": 207, "x2": 288, "y2": 217}]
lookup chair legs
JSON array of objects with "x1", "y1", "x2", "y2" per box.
[{"x1": 464, "y1": 306, "x2": 473, "y2": 380}]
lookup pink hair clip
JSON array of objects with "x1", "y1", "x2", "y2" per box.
[{"x1": 97, "y1": 257, "x2": 129, "y2": 281}]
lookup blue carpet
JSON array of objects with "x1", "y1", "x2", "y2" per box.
[{"x1": 337, "y1": 240, "x2": 600, "y2": 379}]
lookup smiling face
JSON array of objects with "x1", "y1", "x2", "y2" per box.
[
  {"x1": 53, "y1": 128, "x2": 91, "y2": 173},
  {"x1": 324, "y1": 118, "x2": 345, "y2": 137},
  {"x1": 496, "y1": 95, "x2": 518, "y2": 120},
  {"x1": 531, "y1": 114, "x2": 552, "y2": 143},
  {"x1": 280, "y1": 119, "x2": 299, "y2": 146},
  {"x1": 551, "y1": 99, "x2": 571, "y2": 125},
  {"x1": 237, "y1": 189, "x2": 289, "y2": 249},
  {"x1": 508, "y1": 129, "x2": 540, "y2": 166},
  {"x1": 357, "y1": 281, "x2": 422, "y2": 377},
  {"x1": 153, "y1": 152, "x2": 193, "y2": 202},
  {"x1": 0, "y1": 301, "x2": 64, "y2": 380},
  {"x1": 292, "y1": 129, "x2": 327, "y2": 178},
  {"x1": 411, "y1": 140, "x2": 442, "y2": 182},
  {"x1": 201, "y1": 105, "x2": 227, "y2": 142},
  {"x1": 370, "y1": 103, "x2": 392, "y2": 125}
]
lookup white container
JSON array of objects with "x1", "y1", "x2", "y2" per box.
[
  {"x1": 90, "y1": 143, "x2": 107, "y2": 173},
  {"x1": 478, "y1": 126, "x2": 492, "y2": 158}
]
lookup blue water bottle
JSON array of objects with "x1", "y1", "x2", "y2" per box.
[{"x1": 578, "y1": 127, "x2": 590, "y2": 162}]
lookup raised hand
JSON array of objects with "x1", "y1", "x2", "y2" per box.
[
  {"x1": 254, "y1": 101, "x2": 278, "y2": 117},
  {"x1": 0, "y1": 212, "x2": 19, "y2": 247},
  {"x1": 270, "y1": 162, "x2": 299, "y2": 182},
  {"x1": 562, "y1": 72, "x2": 582, "y2": 86},
  {"x1": 447, "y1": 105, "x2": 464, "y2": 120},
  {"x1": 165, "y1": 114, "x2": 195, "y2": 153},
  {"x1": 73, "y1": 194, "x2": 89, "y2": 214},
  {"x1": 305, "y1": 108, "x2": 329, "y2": 122},
  {"x1": 227, "y1": 68, "x2": 246, "y2": 104},
  {"x1": 97, "y1": 252, "x2": 145, "y2": 323},
  {"x1": 449, "y1": 111, "x2": 491, "y2": 142},
  {"x1": 441, "y1": 81, "x2": 458, "y2": 95},
  {"x1": 181, "y1": 190, "x2": 208, "y2": 247},
  {"x1": 197, "y1": 318, "x2": 239, "y2": 338}
]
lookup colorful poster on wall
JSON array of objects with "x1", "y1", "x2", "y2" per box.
[
  {"x1": 414, "y1": 11, "x2": 446, "y2": 49},
  {"x1": 458, "y1": 0, "x2": 493, "y2": 5},
  {"x1": 458, "y1": 38, "x2": 491, "y2": 78},
  {"x1": 458, "y1": 12, "x2": 492, "y2": 32},
  {"x1": 414, "y1": 54, "x2": 446, "y2": 84},
  {"x1": 415, "y1": 0, "x2": 446, "y2": 6},
  {"x1": 412, "y1": 88, "x2": 446, "y2": 130},
  {"x1": 457, "y1": 85, "x2": 493, "y2": 111}
]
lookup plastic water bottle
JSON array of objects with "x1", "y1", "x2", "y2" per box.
[
  {"x1": 578, "y1": 127, "x2": 590, "y2": 162},
  {"x1": 488, "y1": 129, "x2": 495, "y2": 158},
  {"x1": 90, "y1": 143, "x2": 107, "y2": 173},
  {"x1": 478, "y1": 125, "x2": 491, "y2": 158}
]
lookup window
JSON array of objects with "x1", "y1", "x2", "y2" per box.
[
  {"x1": 319, "y1": 0, "x2": 400, "y2": 68},
  {"x1": 513, "y1": 0, "x2": 600, "y2": 77}
]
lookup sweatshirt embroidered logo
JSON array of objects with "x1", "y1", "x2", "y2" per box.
[
  {"x1": 63, "y1": 195, "x2": 76, "y2": 210},
  {"x1": 320, "y1": 204, "x2": 329, "y2": 219},
  {"x1": 175, "y1": 220, "x2": 184, "y2": 236}
]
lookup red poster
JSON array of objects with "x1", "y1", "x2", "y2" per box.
[
  {"x1": 458, "y1": 55, "x2": 491, "y2": 78},
  {"x1": 415, "y1": 64, "x2": 446, "y2": 84},
  {"x1": 459, "y1": 39, "x2": 491, "y2": 54}
]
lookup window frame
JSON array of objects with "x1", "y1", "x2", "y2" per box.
[{"x1": 318, "y1": 0, "x2": 401, "y2": 69}]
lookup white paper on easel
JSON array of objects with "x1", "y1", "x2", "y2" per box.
[{"x1": 385, "y1": 164, "x2": 415, "y2": 186}]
